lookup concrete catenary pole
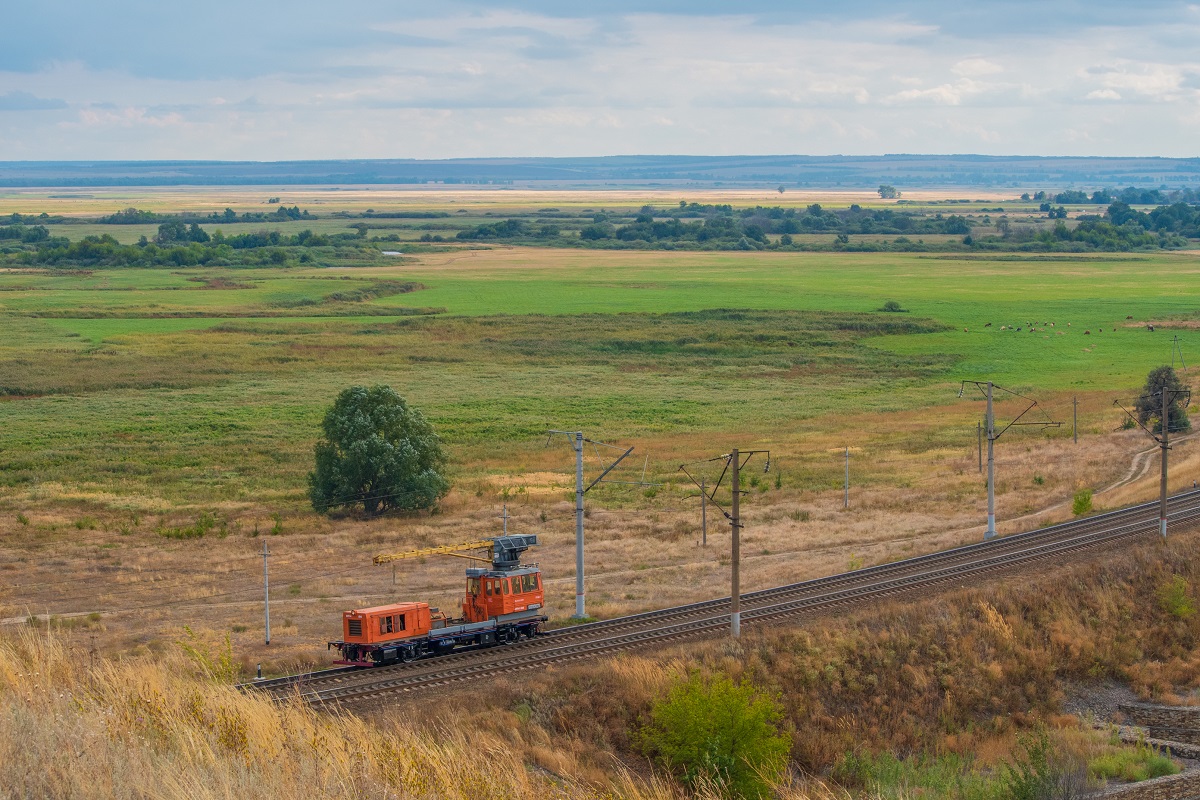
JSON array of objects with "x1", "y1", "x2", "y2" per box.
[
  {"x1": 986, "y1": 381, "x2": 997, "y2": 540},
  {"x1": 573, "y1": 432, "x2": 586, "y2": 617},
  {"x1": 731, "y1": 448, "x2": 741, "y2": 638},
  {"x1": 700, "y1": 477, "x2": 707, "y2": 547},
  {"x1": 1160, "y1": 386, "x2": 1169, "y2": 539}
]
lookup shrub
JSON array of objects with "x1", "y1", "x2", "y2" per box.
[
  {"x1": 1072, "y1": 489, "x2": 1093, "y2": 516},
  {"x1": 640, "y1": 672, "x2": 789, "y2": 799},
  {"x1": 158, "y1": 512, "x2": 221, "y2": 539},
  {"x1": 998, "y1": 729, "x2": 1066, "y2": 800},
  {"x1": 1090, "y1": 740, "x2": 1179, "y2": 783},
  {"x1": 878, "y1": 300, "x2": 907, "y2": 313},
  {"x1": 1158, "y1": 574, "x2": 1195, "y2": 620}
]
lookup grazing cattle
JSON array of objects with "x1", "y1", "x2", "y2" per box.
[
  {"x1": 1127, "y1": 315, "x2": 1134, "y2": 320},
  {"x1": 1084, "y1": 330, "x2": 1091, "y2": 335},
  {"x1": 985, "y1": 322, "x2": 992, "y2": 327},
  {"x1": 1148, "y1": 324, "x2": 1155, "y2": 332}
]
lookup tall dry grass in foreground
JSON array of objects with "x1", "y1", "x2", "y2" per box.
[{"x1": 0, "y1": 628, "x2": 854, "y2": 800}]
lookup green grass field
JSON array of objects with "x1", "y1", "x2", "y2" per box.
[{"x1": 2, "y1": 245, "x2": 1198, "y2": 513}]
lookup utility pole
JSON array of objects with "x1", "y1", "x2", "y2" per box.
[
  {"x1": 700, "y1": 478, "x2": 707, "y2": 547},
  {"x1": 1160, "y1": 385, "x2": 1169, "y2": 539},
  {"x1": 731, "y1": 448, "x2": 741, "y2": 639},
  {"x1": 959, "y1": 380, "x2": 1061, "y2": 540},
  {"x1": 571, "y1": 432, "x2": 585, "y2": 617},
  {"x1": 1073, "y1": 396, "x2": 1078, "y2": 444},
  {"x1": 986, "y1": 382, "x2": 996, "y2": 539},
  {"x1": 262, "y1": 540, "x2": 271, "y2": 645},
  {"x1": 679, "y1": 448, "x2": 769, "y2": 639},
  {"x1": 548, "y1": 430, "x2": 636, "y2": 619},
  {"x1": 844, "y1": 447, "x2": 850, "y2": 509},
  {"x1": 499, "y1": 504, "x2": 510, "y2": 535}
]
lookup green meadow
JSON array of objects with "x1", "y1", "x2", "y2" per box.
[{"x1": 1, "y1": 248, "x2": 1197, "y2": 510}]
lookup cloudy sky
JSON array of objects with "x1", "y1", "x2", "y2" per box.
[{"x1": 1, "y1": 1, "x2": 1198, "y2": 160}]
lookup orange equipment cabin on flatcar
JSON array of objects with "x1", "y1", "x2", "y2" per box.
[{"x1": 340, "y1": 602, "x2": 433, "y2": 646}]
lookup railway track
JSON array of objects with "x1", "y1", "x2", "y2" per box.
[{"x1": 248, "y1": 490, "x2": 1200, "y2": 707}]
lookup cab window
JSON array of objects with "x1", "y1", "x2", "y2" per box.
[
  {"x1": 467, "y1": 577, "x2": 481, "y2": 595},
  {"x1": 501, "y1": 579, "x2": 510, "y2": 595},
  {"x1": 397, "y1": 614, "x2": 406, "y2": 631},
  {"x1": 485, "y1": 580, "x2": 493, "y2": 597},
  {"x1": 380, "y1": 616, "x2": 393, "y2": 634}
]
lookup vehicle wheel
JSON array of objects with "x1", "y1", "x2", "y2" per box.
[{"x1": 399, "y1": 648, "x2": 413, "y2": 663}]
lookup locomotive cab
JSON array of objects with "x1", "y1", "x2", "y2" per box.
[{"x1": 464, "y1": 567, "x2": 543, "y2": 624}]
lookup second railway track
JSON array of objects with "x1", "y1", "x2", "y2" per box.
[{"x1": 251, "y1": 490, "x2": 1200, "y2": 707}]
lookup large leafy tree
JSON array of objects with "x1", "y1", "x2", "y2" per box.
[
  {"x1": 1136, "y1": 365, "x2": 1190, "y2": 434},
  {"x1": 308, "y1": 386, "x2": 450, "y2": 516}
]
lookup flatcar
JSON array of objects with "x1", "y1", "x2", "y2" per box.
[{"x1": 329, "y1": 535, "x2": 547, "y2": 666}]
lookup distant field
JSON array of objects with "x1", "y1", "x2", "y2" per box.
[
  {"x1": 1, "y1": 247, "x2": 1197, "y2": 507},
  {"x1": 4, "y1": 195, "x2": 1200, "y2": 670},
  {"x1": 0, "y1": 186, "x2": 1027, "y2": 217}
]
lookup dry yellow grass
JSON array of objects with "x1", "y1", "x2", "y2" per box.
[{"x1": 0, "y1": 626, "x2": 865, "y2": 799}]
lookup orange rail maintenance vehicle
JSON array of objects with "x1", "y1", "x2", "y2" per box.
[{"x1": 330, "y1": 535, "x2": 547, "y2": 666}]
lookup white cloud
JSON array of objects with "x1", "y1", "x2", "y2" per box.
[
  {"x1": 952, "y1": 58, "x2": 1004, "y2": 77},
  {"x1": 2, "y1": 4, "x2": 1200, "y2": 158}
]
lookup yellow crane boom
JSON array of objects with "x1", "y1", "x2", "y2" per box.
[{"x1": 372, "y1": 539, "x2": 494, "y2": 565}]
